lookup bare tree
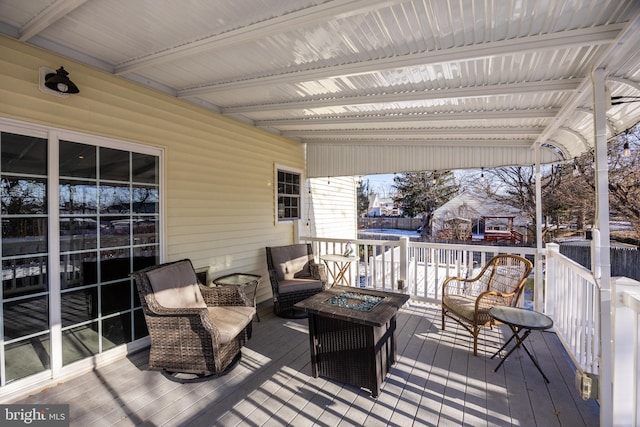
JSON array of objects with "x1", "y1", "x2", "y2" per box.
[{"x1": 487, "y1": 165, "x2": 563, "y2": 243}]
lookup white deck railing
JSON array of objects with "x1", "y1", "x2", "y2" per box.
[
  {"x1": 301, "y1": 235, "x2": 639, "y2": 426},
  {"x1": 544, "y1": 243, "x2": 600, "y2": 375},
  {"x1": 303, "y1": 236, "x2": 536, "y2": 305}
]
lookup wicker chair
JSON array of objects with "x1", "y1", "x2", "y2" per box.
[
  {"x1": 441, "y1": 254, "x2": 533, "y2": 356},
  {"x1": 265, "y1": 243, "x2": 328, "y2": 318},
  {"x1": 132, "y1": 259, "x2": 255, "y2": 379}
]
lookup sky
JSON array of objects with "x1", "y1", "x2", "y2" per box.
[
  {"x1": 362, "y1": 173, "x2": 396, "y2": 198},
  {"x1": 363, "y1": 170, "x2": 483, "y2": 199}
]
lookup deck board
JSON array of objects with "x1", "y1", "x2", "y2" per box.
[{"x1": 12, "y1": 302, "x2": 600, "y2": 426}]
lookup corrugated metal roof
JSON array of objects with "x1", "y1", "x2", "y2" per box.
[{"x1": 1, "y1": 0, "x2": 639, "y2": 177}]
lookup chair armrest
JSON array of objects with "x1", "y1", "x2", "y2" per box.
[
  {"x1": 443, "y1": 276, "x2": 478, "y2": 296},
  {"x1": 200, "y1": 284, "x2": 252, "y2": 307},
  {"x1": 310, "y1": 261, "x2": 327, "y2": 283},
  {"x1": 143, "y1": 308, "x2": 223, "y2": 346},
  {"x1": 475, "y1": 290, "x2": 517, "y2": 310},
  {"x1": 145, "y1": 304, "x2": 207, "y2": 316}
]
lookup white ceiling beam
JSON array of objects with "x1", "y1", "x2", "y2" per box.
[
  {"x1": 18, "y1": 0, "x2": 88, "y2": 42},
  {"x1": 284, "y1": 127, "x2": 545, "y2": 139},
  {"x1": 255, "y1": 109, "x2": 560, "y2": 129},
  {"x1": 178, "y1": 25, "x2": 622, "y2": 97},
  {"x1": 534, "y1": 11, "x2": 640, "y2": 150},
  {"x1": 607, "y1": 76, "x2": 640, "y2": 94},
  {"x1": 558, "y1": 127, "x2": 591, "y2": 152},
  {"x1": 114, "y1": 0, "x2": 405, "y2": 75},
  {"x1": 222, "y1": 80, "x2": 580, "y2": 114},
  {"x1": 301, "y1": 138, "x2": 536, "y2": 147}
]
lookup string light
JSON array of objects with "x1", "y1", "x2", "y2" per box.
[
  {"x1": 622, "y1": 130, "x2": 631, "y2": 157},
  {"x1": 306, "y1": 181, "x2": 311, "y2": 227}
]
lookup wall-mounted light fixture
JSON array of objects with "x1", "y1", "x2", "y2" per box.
[{"x1": 39, "y1": 66, "x2": 80, "y2": 96}]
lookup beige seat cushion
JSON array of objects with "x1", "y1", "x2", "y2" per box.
[
  {"x1": 207, "y1": 306, "x2": 256, "y2": 344},
  {"x1": 146, "y1": 261, "x2": 207, "y2": 309},
  {"x1": 443, "y1": 294, "x2": 491, "y2": 324}
]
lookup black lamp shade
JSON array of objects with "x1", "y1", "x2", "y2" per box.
[{"x1": 45, "y1": 67, "x2": 80, "y2": 94}]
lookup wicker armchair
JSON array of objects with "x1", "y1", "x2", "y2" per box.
[
  {"x1": 132, "y1": 259, "x2": 255, "y2": 379},
  {"x1": 265, "y1": 243, "x2": 328, "y2": 318},
  {"x1": 441, "y1": 254, "x2": 533, "y2": 356}
]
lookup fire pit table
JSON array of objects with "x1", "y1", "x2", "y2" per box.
[{"x1": 294, "y1": 286, "x2": 409, "y2": 397}]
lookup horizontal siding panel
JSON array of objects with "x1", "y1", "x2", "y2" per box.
[{"x1": 0, "y1": 36, "x2": 326, "y2": 304}]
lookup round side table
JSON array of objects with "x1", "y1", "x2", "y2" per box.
[{"x1": 489, "y1": 306, "x2": 553, "y2": 383}]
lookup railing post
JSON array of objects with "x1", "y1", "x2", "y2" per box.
[
  {"x1": 399, "y1": 236, "x2": 408, "y2": 292},
  {"x1": 545, "y1": 243, "x2": 560, "y2": 317},
  {"x1": 613, "y1": 277, "x2": 640, "y2": 426}
]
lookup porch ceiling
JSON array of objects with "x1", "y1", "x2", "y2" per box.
[{"x1": 1, "y1": 0, "x2": 640, "y2": 176}]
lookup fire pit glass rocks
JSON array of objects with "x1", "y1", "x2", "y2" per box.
[{"x1": 325, "y1": 291, "x2": 383, "y2": 311}]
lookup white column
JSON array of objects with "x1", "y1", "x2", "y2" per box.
[
  {"x1": 534, "y1": 144, "x2": 544, "y2": 312},
  {"x1": 613, "y1": 277, "x2": 640, "y2": 426},
  {"x1": 399, "y1": 236, "x2": 408, "y2": 292},
  {"x1": 544, "y1": 243, "x2": 560, "y2": 319},
  {"x1": 592, "y1": 67, "x2": 614, "y2": 427}
]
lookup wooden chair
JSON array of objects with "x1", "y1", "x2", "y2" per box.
[
  {"x1": 265, "y1": 243, "x2": 328, "y2": 318},
  {"x1": 132, "y1": 259, "x2": 255, "y2": 379},
  {"x1": 441, "y1": 254, "x2": 533, "y2": 356}
]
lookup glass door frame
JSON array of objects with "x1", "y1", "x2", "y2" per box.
[{"x1": 0, "y1": 117, "x2": 165, "y2": 392}]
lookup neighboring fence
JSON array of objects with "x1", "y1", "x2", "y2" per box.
[
  {"x1": 358, "y1": 217, "x2": 422, "y2": 231},
  {"x1": 559, "y1": 242, "x2": 640, "y2": 281}
]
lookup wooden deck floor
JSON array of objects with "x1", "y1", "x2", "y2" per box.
[{"x1": 16, "y1": 302, "x2": 600, "y2": 426}]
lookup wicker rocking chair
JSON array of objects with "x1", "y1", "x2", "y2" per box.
[
  {"x1": 132, "y1": 259, "x2": 255, "y2": 379},
  {"x1": 441, "y1": 254, "x2": 533, "y2": 356},
  {"x1": 265, "y1": 243, "x2": 328, "y2": 318}
]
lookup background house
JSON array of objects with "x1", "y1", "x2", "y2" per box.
[
  {"x1": 366, "y1": 193, "x2": 381, "y2": 217},
  {"x1": 366, "y1": 193, "x2": 402, "y2": 217},
  {"x1": 431, "y1": 192, "x2": 530, "y2": 242}
]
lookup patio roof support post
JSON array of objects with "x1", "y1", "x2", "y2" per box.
[
  {"x1": 612, "y1": 277, "x2": 640, "y2": 424},
  {"x1": 544, "y1": 243, "x2": 560, "y2": 319},
  {"x1": 534, "y1": 143, "x2": 544, "y2": 312},
  {"x1": 399, "y1": 236, "x2": 408, "y2": 292},
  {"x1": 592, "y1": 67, "x2": 614, "y2": 426}
]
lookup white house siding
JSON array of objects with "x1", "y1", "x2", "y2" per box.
[
  {"x1": 306, "y1": 176, "x2": 357, "y2": 240},
  {"x1": 0, "y1": 35, "x2": 309, "y2": 305}
]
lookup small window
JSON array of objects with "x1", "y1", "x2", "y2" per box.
[{"x1": 276, "y1": 167, "x2": 302, "y2": 222}]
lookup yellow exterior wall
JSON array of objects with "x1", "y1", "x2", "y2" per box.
[{"x1": 0, "y1": 36, "x2": 308, "y2": 303}]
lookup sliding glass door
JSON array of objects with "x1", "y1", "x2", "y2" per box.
[
  {"x1": 0, "y1": 122, "x2": 162, "y2": 387},
  {"x1": 1, "y1": 132, "x2": 50, "y2": 383}
]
